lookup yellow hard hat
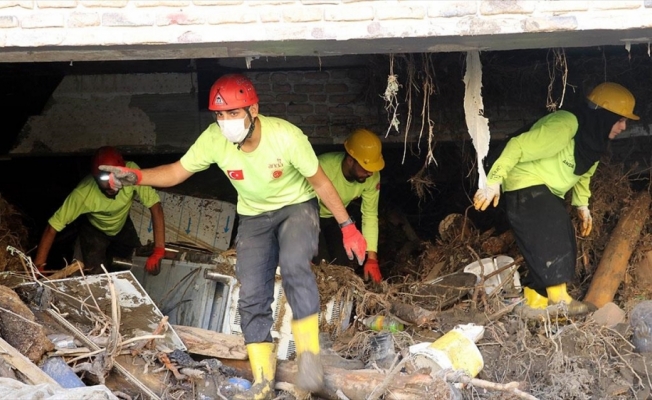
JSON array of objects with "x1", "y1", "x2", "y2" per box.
[
  {"x1": 587, "y1": 82, "x2": 639, "y2": 120},
  {"x1": 344, "y1": 128, "x2": 385, "y2": 172}
]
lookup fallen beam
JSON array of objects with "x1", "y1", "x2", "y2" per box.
[
  {"x1": 172, "y1": 324, "x2": 247, "y2": 360},
  {"x1": 584, "y1": 191, "x2": 651, "y2": 308},
  {"x1": 220, "y1": 358, "x2": 454, "y2": 400},
  {"x1": 389, "y1": 300, "x2": 435, "y2": 326},
  {"x1": 0, "y1": 337, "x2": 60, "y2": 387}
]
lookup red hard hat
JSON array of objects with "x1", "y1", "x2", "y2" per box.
[
  {"x1": 92, "y1": 146, "x2": 125, "y2": 177},
  {"x1": 208, "y1": 74, "x2": 259, "y2": 111}
]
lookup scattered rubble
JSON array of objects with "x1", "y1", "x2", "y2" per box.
[{"x1": 0, "y1": 159, "x2": 650, "y2": 399}]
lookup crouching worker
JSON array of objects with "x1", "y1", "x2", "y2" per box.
[
  {"x1": 33, "y1": 146, "x2": 166, "y2": 275},
  {"x1": 316, "y1": 128, "x2": 384, "y2": 283},
  {"x1": 99, "y1": 74, "x2": 366, "y2": 399},
  {"x1": 473, "y1": 82, "x2": 639, "y2": 317}
]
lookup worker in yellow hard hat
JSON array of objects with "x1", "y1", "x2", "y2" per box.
[
  {"x1": 473, "y1": 82, "x2": 639, "y2": 317},
  {"x1": 316, "y1": 128, "x2": 385, "y2": 283}
]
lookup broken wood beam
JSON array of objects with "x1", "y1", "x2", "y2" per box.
[
  {"x1": 584, "y1": 191, "x2": 651, "y2": 309},
  {"x1": 47, "y1": 309, "x2": 162, "y2": 400},
  {"x1": 0, "y1": 337, "x2": 61, "y2": 387},
  {"x1": 389, "y1": 300, "x2": 435, "y2": 326},
  {"x1": 220, "y1": 358, "x2": 455, "y2": 400},
  {"x1": 44, "y1": 261, "x2": 83, "y2": 281},
  {"x1": 172, "y1": 324, "x2": 247, "y2": 360}
]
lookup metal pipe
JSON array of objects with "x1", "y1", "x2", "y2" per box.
[{"x1": 204, "y1": 269, "x2": 235, "y2": 284}]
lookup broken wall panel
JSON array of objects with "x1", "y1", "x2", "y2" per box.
[
  {"x1": 130, "y1": 257, "x2": 236, "y2": 334},
  {"x1": 32, "y1": 271, "x2": 186, "y2": 352},
  {"x1": 130, "y1": 191, "x2": 236, "y2": 252}
]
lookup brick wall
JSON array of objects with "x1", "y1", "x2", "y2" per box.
[
  {"x1": 247, "y1": 69, "x2": 383, "y2": 142},
  {"x1": 12, "y1": 68, "x2": 390, "y2": 154}
]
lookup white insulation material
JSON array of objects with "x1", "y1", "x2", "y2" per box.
[{"x1": 463, "y1": 51, "x2": 491, "y2": 189}]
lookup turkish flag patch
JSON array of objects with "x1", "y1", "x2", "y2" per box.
[{"x1": 227, "y1": 170, "x2": 244, "y2": 180}]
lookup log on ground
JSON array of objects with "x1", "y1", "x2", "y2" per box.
[
  {"x1": 584, "y1": 191, "x2": 651, "y2": 308},
  {"x1": 221, "y1": 358, "x2": 455, "y2": 400}
]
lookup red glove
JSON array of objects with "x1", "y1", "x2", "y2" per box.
[
  {"x1": 341, "y1": 224, "x2": 367, "y2": 266},
  {"x1": 364, "y1": 258, "x2": 382, "y2": 283},
  {"x1": 145, "y1": 247, "x2": 165, "y2": 275},
  {"x1": 98, "y1": 165, "x2": 142, "y2": 190}
]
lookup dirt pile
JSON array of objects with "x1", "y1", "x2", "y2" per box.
[{"x1": 0, "y1": 194, "x2": 29, "y2": 273}]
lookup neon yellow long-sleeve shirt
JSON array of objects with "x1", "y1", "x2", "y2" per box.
[
  {"x1": 49, "y1": 161, "x2": 161, "y2": 236},
  {"x1": 486, "y1": 110, "x2": 596, "y2": 207},
  {"x1": 318, "y1": 152, "x2": 380, "y2": 252}
]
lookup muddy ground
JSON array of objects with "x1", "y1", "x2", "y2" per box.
[{"x1": 0, "y1": 145, "x2": 652, "y2": 399}]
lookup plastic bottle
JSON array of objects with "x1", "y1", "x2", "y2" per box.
[{"x1": 362, "y1": 315, "x2": 405, "y2": 332}]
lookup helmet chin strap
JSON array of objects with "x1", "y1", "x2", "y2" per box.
[{"x1": 236, "y1": 108, "x2": 256, "y2": 150}]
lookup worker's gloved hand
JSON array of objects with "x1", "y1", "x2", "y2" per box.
[
  {"x1": 145, "y1": 247, "x2": 165, "y2": 275},
  {"x1": 473, "y1": 183, "x2": 501, "y2": 211},
  {"x1": 341, "y1": 224, "x2": 367, "y2": 266},
  {"x1": 363, "y1": 258, "x2": 382, "y2": 283},
  {"x1": 577, "y1": 206, "x2": 593, "y2": 237},
  {"x1": 98, "y1": 165, "x2": 142, "y2": 190}
]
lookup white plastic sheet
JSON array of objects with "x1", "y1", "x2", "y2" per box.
[
  {"x1": 463, "y1": 50, "x2": 491, "y2": 189},
  {"x1": 0, "y1": 377, "x2": 118, "y2": 400}
]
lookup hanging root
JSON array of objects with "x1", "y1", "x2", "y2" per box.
[
  {"x1": 546, "y1": 48, "x2": 572, "y2": 112},
  {"x1": 383, "y1": 54, "x2": 401, "y2": 137}
]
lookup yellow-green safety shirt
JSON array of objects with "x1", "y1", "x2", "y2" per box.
[
  {"x1": 318, "y1": 152, "x2": 380, "y2": 253},
  {"x1": 49, "y1": 161, "x2": 161, "y2": 236},
  {"x1": 486, "y1": 110, "x2": 596, "y2": 207},
  {"x1": 180, "y1": 114, "x2": 319, "y2": 216}
]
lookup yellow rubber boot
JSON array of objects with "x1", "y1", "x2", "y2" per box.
[
  {"x1": 234, "y1": 342, "x2": 276, "y2": 400},
  {"x1": 546, "y1": 283, "x2": 590, "y2": 316},
  {"x1": 515, "y1": 287, "x2": 550, "y2": 319},
  {"x1": 291, "y1": 314, "x2": 324, "y2": 393},
  {"x1": 524, "y1": 287, "x2": 548, "y2": 309}
]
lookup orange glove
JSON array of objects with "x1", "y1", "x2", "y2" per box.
[
  {"x1": 145, "y1": 247, "x2": 165, "y2": 275},
  {"x1": 98, "y1": 165, "x2": 142, "y2": 190},
  {"x1": 341, "y1": 223, "x2": 367, "y2": 266},
  {"x1": 364, "y1": 258, "x2": 382, "y2": 283}
]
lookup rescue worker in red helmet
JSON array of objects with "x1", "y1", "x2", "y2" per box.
[
  {"x1": 34, "y1": 146, "x2": 166, "y2": 275},
  {"x1": 473, "y1": 82, "x2": 639, "y2": 317},
  {"x1": 99, "y1": 73, "x2": 366, "y2": 399},
  {"x1": 315, "y1": 128, "x2": 384, "y2": 283}
]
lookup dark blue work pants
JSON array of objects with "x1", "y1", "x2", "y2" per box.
[{"x1": 235, "y1": 199, "x2": 320, "y2": 344}]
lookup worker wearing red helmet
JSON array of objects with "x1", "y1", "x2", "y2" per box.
[
  {"x1": 33, "y1": 146, "x2": 166, "y2": 275},
  {"x1": 99, "y1": 73, "x2": 366, "y2": 398}
]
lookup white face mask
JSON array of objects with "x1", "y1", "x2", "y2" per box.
[{"x1": 218, "y1": 118, "x2": 249, "y2": 143}]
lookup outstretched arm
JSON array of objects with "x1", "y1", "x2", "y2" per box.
[
  {"x1": 33, "y1": 224, "x2": 57, "y2": 271},
  {"x1": 149, "y1": 202, "x2": 165, "y2": 249},
  {"x1": 101, "y1": 161, "x2": 194, "y2": 189},
  {"x1": 145, "y1": 202, "x2": 166, "y2": 275},
  {"x1": 307, "y1": 166, "x2": 367, "y2": 265},
  {"x1": 307, "y1": 166, "x2": 350, "y2": 224}
]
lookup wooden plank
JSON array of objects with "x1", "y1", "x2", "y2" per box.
[
  {"x1": 172, "y1": 325, "x2": 247, "y2": 360},
  {"x1": 47, "y1": 309, "x2": 161, "y2": 400},
  {"x1": 0, "y1": 337, "x2": 61, "y2": 387},
  {"x1": 220, "y1": 358, "x2": 453, "y2": 400},
  {"x1": 585, "y1": 191, "x2": 651, "y2": 308}
]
